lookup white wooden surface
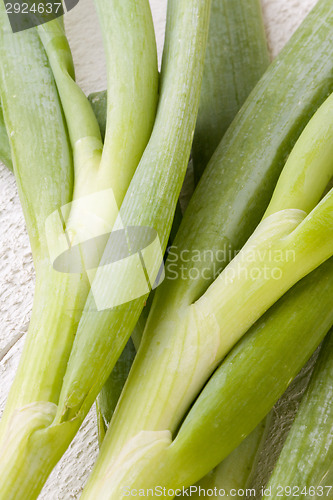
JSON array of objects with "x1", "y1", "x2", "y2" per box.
[{"x1": 0, "y1": 0, "x2": 318, "y2": 497}]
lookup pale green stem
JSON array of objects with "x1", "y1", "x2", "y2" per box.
[
  {"x1": 263, "y1": 328, "x2": 333, "y2": 498},
  {"x1": 193, "y1": 0, "x2": 269, "y2": 182},
  {"x1": 53, "y1": 0, "x2": 212, "y2": 427},
  {"x1": 0, "y1": 19, "x2": 72, "y2": 263},
  {"x1": 195, "y1": 84, "x2": 333, "y2": 495},
  {"x1": 0, "y1": 1, "x2": 158, "y2": 497},
  {"x1": 80, "y1": 20, "x2": 333, "y2": 485},
  {"x1": 199, "y1": 190, "x2": 333, "y2": 344},
  {"x1": 82, "y1": 259, "x2": 333, "y2": 500},
  {"x1": 94, "y1": 0, "x2": 158, "y2": 208},
  {"x1": 0, "y1": 0, "x2": 78, "y2": 475},
  {"x1": 94, "y1": 75, "x2": 333, "y2": 463},
  {"x1": 182, "y1": 419, "x2": 270, "y2": 498},
  {"x1": 0, "y1": 99, "x2": 12, "y2": 170},
  {"x1": 164, "y1": 262, "x2": 333, "y2": 492},
  {"x1": 81, "y1": 257, "x2": 333, "y2": 498},
  {"x1": 88, "y1": 196, "x2": 333, "y2": 468}
]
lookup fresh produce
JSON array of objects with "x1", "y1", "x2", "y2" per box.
[
  {"x1": 1, "y1": 0, "x2": 333, "y2": 497},
  {"x1": 80, "y1": 118, "x2": 333, "y2": 496},
  {"x1": 0, "y1": 0, "x2": 159, "y2": 496},
  {"x1": 57, "y1": 0, "x2": 333, "y2": 442},
  {"x1": 157, "y1": 256, "x2": 333, "y2": 493},
  {"x1": 263, "y1": 329, "x2": 333, "y2": 499},
  {"x1": 0, "y1": 103, "x2": 12, "y2": 170},
  {"x1": 95, "y1": 0, "x2": 270, "y2": 463},
  {"x1": 192, "y1": 0, "x2": 270, "y2": 182},
  {"x1": 180, "y1": 419, "x2": 270, "y2": 498},
  {"x1": 54, "y1": 0, "x2": 211, "y2": 432},
  {"x1": 77, "y1": 0, "x2": 333, "y2": 494},
  {"x1": 91, "y1": 83, "x2": 333, "y2": 496},
  {"x1": 0, "y1": 0, "x2": 211, "y2": 496}
]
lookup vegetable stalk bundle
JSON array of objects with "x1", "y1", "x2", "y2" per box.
[{"x1": 1, "y1": 0, "x2": 333, "y2": 497}]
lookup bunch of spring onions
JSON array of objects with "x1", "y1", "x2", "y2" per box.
[{"x1": 0, "y1": 0, "x2": 333, "y2": 498}]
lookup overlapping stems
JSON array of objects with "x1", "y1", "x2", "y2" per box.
[
  {"x1": 0, "y1": 0, "x2": 158, "y2": 497},
  {"x1": 79, "y1": 1, "x2": 333, "y2": 496},
  {"x1": 263, "y1": 328, "x2": 333, "y2": 497},
  {"x1": 1, "y1": 0, "x2": 333, "y2": 497}
]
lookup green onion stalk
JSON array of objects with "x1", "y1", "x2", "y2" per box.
[
  {"x1": 0, "y1": 0, "x2": 158, "y2": 497},
  {"x1": 84, "y1": 146, "x2": 333, "y2": 495},
  {"x1": 156, "y1": 256, "x2": 333, "y2": 495},
  {"x1": 78, "y1": 1, "x2": 333, "y2": 494},
  {"x1": 80, "y1": 91, "x2": 333, "y2": 496},
  {"x1": 202, "y1": 63, "x2": 333, "y2": 496},
  {"x1": 186, "y1": 81, "x2": 333, "y2": 488},
  {"x1": 0, "y1": 0, "x2": 211, "y2": 495},
  {"x1": 82, "y1": 260, "x2": 333, "y2": 497},
  {"x1": 0, "y1": 100, "x2": 12, "y2": 170},
  {"x1": 263, "y1": 328, "x2": 333, "y2": 498},
  {"x1": 95, "y1": 0, "x2": 270, "y2": 470},
  {"x1": 54, "y1": 0, "x2": 212, "y2": 436},
  {"x1": 60, "y1": 0, "x2": 333, "y2": 438},
  {"x1": 180, "y1": 419, "x2": 271, "y2": 498},
  {"x1": 192, "y1": 0, "x2": 270, "y2": 182}
]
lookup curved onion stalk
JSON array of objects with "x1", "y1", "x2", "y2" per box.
[
  {"x1": 206, "y1": 89, "x2": 333, "y2": 492},
  {"x1": 0, "y1": 0, "x2": 158, "y2": 497},
  {"x1": 192, "y1": 0, "x2": 269, "y2": 182},
  {"x1": 81, "y1": 253, "x2": 333, "y2": 497},
  {"x1": 0, "y1": 101, "x2": 12, "y2": 170},
  {"x1": 96, "y1": 0, "x2": 269, "y2": 454},
  {"x1": 264, "y1": 91, "x2": 333, "y2": 218},
  {"x1": 79, "y1": 58, "x2": 333, "y2": 495},
  {"x1": 0, "y1": 15, "x2": 78, "y2": 499},
  {"x1": 176, "y1": 90, "x2": 333, "y2": 494},
  {"x1": 61, "y1": 2, "x2": 333, "y2": 440},
  {"x1": 0, "y1": 87, "x2": 108, "y2": 174},
  {"x1": 82, "y1": 193, "x2": 333, "y2": 497},
  {"x1": 263, "y1": 329, "x2": 333, "y2": 498},
  {"x1": 165, "y1": 259, "x2": 333, "y2": 492},
  {"x1": 181, "y1": 419, "x2": 270, "y2": 498},
  {"x1": 49, "y1": 0, "x2": 211, "y2": 424},
  {"x1": 0, "y1": 10, "x2": 76, "y2": 423},
  {"x1": 98, "y1": 49, "x2": 333, "y2": 498},
  {"x1": 37, "y1": 10, "x2": 158, "y2": 245}
]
